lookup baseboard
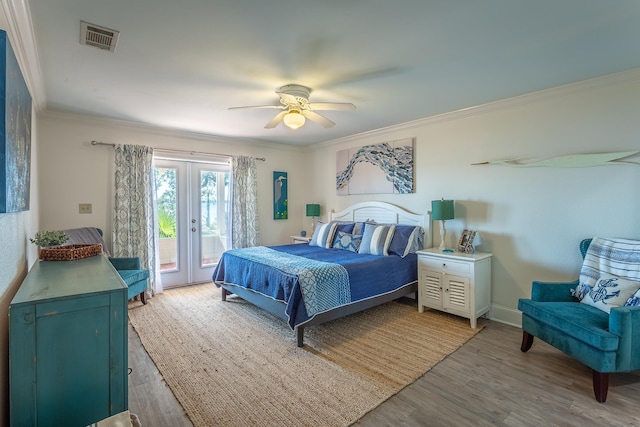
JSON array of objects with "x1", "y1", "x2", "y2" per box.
[{"x1": 488, "y1": 304, "x2": 522, "y2": 328}]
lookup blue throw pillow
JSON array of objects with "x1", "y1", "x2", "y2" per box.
[
  {"x1": 388, "y1": 225, "x2": 424, "y2": 257},
  {"x1": 333, "y1": 231, "x2": 362, "y2": 252},
  {"x1": 331, "y1": 222, "x2": 355, "y2": 246},
  {"x1": 626, "y1": 288, "x2": 640, "y2": 306},
  {"x1": 359, "y1": 223, "x2": 396, "y2": 256},
  {"x1": 309, "y1": 221, "x2": 339, "y2": 249}
]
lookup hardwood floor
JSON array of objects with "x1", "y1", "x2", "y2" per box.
[{"x1": 128, "y1": 319, "x2": 640, "y2": 426}]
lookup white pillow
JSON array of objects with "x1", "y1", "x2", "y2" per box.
[{"x1": 580, "y1": 274, "x2": 640, "y2": 313}]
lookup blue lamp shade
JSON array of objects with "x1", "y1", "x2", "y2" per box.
[
  {"x1": 431, "y1": 199, "x2": 454, "y2": 221},
  {"x1": 306, "y1": 204, "x2": 320, "y2": 217}
]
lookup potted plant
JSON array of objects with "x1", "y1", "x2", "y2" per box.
[{"x1": 30, "y1": 230, "x2": 69, "y2": 247}]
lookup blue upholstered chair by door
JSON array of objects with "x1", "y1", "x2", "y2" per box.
[
  {"x1": 89, "y1": 228, "x2": 149, "y2": 305},
  {"x1": 108, "y1": 257, "x2": 149, "y2": 304},
  {"x1": 518, "y1": 238, "x2": 640, "y2": 402}
]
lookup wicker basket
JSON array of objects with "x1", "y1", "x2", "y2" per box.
[{"x1": 39, "y1": 244, "x2": 103, "y2": 261}]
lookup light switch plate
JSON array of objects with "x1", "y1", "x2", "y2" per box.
[{"x1": 79, "y1": 203, "x2": 92, "y2": 214}]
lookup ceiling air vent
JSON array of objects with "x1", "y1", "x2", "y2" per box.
[{"x1": 80, "y1": 21, "x2": 119, "y2": 52}]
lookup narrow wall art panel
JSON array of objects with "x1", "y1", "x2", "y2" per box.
[
  {"x1": 0, "y1": 30, "x2": 32, "y2": 213},
  {"x1": 273, "y1": 171, "x2": 288, "y2": 219},
  {"x1": 336, "y1": 138, "x2": 414, "y2": 195}
]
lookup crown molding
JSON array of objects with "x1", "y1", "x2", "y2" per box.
[
  {"x1": 317, "y1": 66, "x2": 640, "y2": 148},
  {"x1": 40, "y1": 108, "x2": 307, "y2": 154},
  {"x1": 1, "y1": 0, "x2": 46, "y2": 111}
]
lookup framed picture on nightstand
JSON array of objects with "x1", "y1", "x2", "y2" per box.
[{"x1": 458, "y1": 230, "x2": 477, "y2": 253}]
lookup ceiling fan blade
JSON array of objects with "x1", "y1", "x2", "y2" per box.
[
  {"x1": 277, "y1": 92, "x2": 298, "y2": 105},
  {"x1": 264, "y1": 111, "x2": 288, "y2": 129},
  {"x1": 307, "y1": 102, "x2": 356, "y2": 111},
  {"x1": 302, "y1": 110, "x2": 335, "y2": 128},
  {"x1": 228, "y1": 105, "x2": 285, "y2": 110}
]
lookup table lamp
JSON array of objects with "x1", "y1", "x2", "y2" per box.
[
  {"x1": 431, "y1": 199, "x2": 455, "y2": 251},
  {"x1": 306, "y1": 204, "x2": 320, "y2": 232}
]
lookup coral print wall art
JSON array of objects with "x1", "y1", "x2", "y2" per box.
[
  {"x1": 273, "y1": 171, "x2": 288, "y2": 220},
  {"x1": 336, "y1": 138, "x2": 414, "y2": 195},
  {"x1": 0, "y1": 30, "x2": 32, "y2": 213}
]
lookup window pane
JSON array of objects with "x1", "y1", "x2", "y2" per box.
[
  {"x1": 200, "y1": 171, "x2": 229, "y2": 266},
  {"x1": 155, "y1": 167, "x2": 178, "y2": 272}
]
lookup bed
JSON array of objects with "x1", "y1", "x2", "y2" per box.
[{"x1": 212, "y1": 201, "x2": 430, "y2": 347}]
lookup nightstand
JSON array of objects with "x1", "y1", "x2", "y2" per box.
[
  {"x1": 416, "y1": 248, "x2": 492, "y2": 328},
  {"x1": 290, "y1": 235, "x2": 311, "y2": 244}
]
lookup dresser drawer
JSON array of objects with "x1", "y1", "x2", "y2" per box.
[{"x1": 419, "y1": 258, "x2": 470, "y2": 275}]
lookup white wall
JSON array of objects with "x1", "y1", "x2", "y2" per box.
[
  {"x1": 37, "y1": 112, "x2": 308, "y2": 250},
  {"x1": 309, "y1": 69, "x2": 640, "y2": 326}
]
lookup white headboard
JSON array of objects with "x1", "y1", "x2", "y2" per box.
[{"x1": 331, "y1": 201, "x2": 430, "y2": 245}]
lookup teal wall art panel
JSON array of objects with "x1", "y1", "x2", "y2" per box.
[
  {"x1": 0, "y1": 30, "x2": 32, "y2": 213},
  {"x1": 273, "y1": 171, "x2": 288, "y2": 220}
]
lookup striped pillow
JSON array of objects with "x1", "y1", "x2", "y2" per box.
[
  {"x1": 359, "y1": 223, "x2": 396, "y2": 256},
  {"x1": 309, "y1": 222, "x2": 339, "y2": 249}
]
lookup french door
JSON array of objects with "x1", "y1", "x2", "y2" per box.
[{"x1": 154, "y1": 159, "x2": 229, "y2": 287}]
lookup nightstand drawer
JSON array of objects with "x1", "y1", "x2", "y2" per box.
[{"x1": 419, "y1": 258, "x2": 470, "y2": 275}]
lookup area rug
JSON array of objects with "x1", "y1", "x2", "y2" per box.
[{"x1": 128, "y1": 284, "x2": 483, "y2": 427}]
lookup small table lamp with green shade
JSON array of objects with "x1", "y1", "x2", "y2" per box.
[
  {"x1": 306, "y1": 204, "x2": 320, "y2": 236},
  {"x1": 431, "y1": 199, "x2": 455, "y2": 252}
]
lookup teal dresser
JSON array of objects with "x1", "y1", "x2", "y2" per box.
[{"x1": 9, "y1": 255, "x2": 128, "y2": 427}]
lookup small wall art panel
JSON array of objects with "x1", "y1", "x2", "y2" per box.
[
  {"x1": 0, "y1": 30, "x2": 32, "y2": 213},
  {"x1": 336, "y1": 138, "x2": 414, "y2": 195},
  {"x1": 273, "y1": 171, "x2": 288, "y2": 219}
]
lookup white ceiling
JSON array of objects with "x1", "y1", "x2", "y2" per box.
[{"x1": 23, "y1": 0, "x2": 640, "y2": 146}]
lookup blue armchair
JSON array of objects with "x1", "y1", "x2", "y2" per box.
[
  {"x1": 64, "y1": 227, "x2": 150, "y2": 304},
  {"x1": 109, "y1": 257, "x2": 149, "y2": 304},
  {"x1": 518, "y1": 239, "x2": 640, "y2": 402}
]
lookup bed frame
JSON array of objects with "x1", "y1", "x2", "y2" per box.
[{"x1": 219, "y1": 201, "x2": 430, "y2": 347}]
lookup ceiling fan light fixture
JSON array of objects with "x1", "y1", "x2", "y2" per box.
[{"x1": 283, "y1": 110, "x2": 305, "y2": 129}]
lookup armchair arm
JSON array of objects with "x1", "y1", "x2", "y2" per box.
[
  {"x1": 609, "y1": 306, "x2": 640, "y2": 371},
  {"x1": 109, "y1": 257, "x2": 141, "y2": 270},
  {"x1": 531, "y1": 279, "x2": 579, "y2": 302}
]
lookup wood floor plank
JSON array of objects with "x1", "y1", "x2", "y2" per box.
[{"x1": 128, "y1": 317, "x2": 640, "y2": 426}]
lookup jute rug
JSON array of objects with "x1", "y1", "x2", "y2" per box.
[{"x1": 128, "y1": 284, "x2": 483, "y2": 427}]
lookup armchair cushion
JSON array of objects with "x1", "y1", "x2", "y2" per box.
[
  {"x1": 518, "y1": 299, "x2": 617, "y2": 351},
  {"x1": 116, "y1": 269, "x2": 149, "y2": 286}
]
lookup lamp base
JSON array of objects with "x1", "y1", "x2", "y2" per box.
[{"x1": 439, "y1": 220, "x2": 447, "y2": 251}]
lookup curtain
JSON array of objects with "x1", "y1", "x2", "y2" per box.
[
  {"x1": 231, "y1": 155, "x2": 260, "y2": 248},
  {"x1": 113, "y1": 144, "x2": 160, "y2": 295}
]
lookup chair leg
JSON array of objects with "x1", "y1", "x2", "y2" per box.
[
  {"x1": 140, "y1": 291, "x2": 147, "y2": 305},
  {"x1": 520, "y1": 331, "x2": 534, "y2": 352},
  {"x1": 592, "y1": 370, "x2": 609, "y2": 403}
]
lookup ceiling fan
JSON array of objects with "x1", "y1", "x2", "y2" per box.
[{"x1": 229, "y1": 84, "x2": 356, "y2": 130}]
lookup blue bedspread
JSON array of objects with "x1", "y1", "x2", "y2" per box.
[{"x1": 212, "y1": 244, "x2": 417, "y2": 329}]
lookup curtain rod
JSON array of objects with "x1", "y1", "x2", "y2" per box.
[{"x1": 90, "y1": 140, "x2": 266, "y2": 161}]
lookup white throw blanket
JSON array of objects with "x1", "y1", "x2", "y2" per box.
[{"x1": 574, "y1": 237, "x2": 640, "y2": 299}]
